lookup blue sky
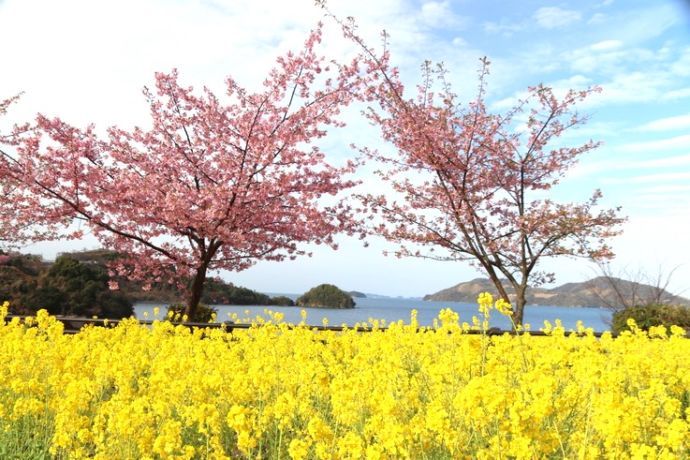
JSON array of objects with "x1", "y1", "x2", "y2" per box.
[{"x1": 0, "y1": 0, "x2": 689, "y2": 297}]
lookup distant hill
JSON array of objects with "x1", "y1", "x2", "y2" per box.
[{"x1": 423, "y1": 277, "x2": 690, "y2": 308}]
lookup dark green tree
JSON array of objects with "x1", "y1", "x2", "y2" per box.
[
  {"x1": 15, "y1": 256, "x2": 133, "y2": 318},
  {"x1": 269, "y1": 296, "x2": 295, "y2": 307}
]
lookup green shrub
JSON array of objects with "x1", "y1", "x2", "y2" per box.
[
  {"x1": 167, "y1": 303, "x2": 218, "y2": 323},
  {"x1": 611, "y1": 304, "x2": 690, "y2": 334}
]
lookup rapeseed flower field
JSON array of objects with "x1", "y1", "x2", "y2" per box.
[{"x1": 0, "y1": 296, "x2": 688, "y2": 459}]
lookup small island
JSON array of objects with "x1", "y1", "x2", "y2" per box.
[
  {"x1": 297, "y1": 284, "x2": 356, "y2": 309},
  {"x1": 348, "y1": 290, "x2": 367, "y2": 298}
]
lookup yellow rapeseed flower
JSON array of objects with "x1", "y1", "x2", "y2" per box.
[{"x1": 0, "y1": 297, "x2": 688, "y2": 458}]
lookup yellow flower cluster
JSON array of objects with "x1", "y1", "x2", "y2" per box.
[{"x1": 0, "y1": 298, "x2": 689, "y2": 459}]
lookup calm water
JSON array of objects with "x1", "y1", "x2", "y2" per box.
[{"x1": 135, "y1": 295, "x2": 613, "y2": 332}]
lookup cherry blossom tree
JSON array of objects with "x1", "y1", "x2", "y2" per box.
[
  {"x1": 0, "y1": 95, "x2": 18, "y2": 248},
  {"x1": 0, "y1": 25, "x2": 371, "y2": 320},
  {"x1": 331, "y1": 15, "x2": 625, "y2": 325},
  {"x1": 0, "y1": 94, "x2": 42, "y2": 250}
]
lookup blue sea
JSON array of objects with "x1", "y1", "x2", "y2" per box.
[{"x1": 135, "y1": 295, "x2": 613, "y2": 332}]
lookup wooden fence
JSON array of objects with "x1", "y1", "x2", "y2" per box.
[{"x1": 1, "y1": 314, "x2": 660, "y2": 338}]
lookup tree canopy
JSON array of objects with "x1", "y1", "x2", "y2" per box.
[
  {"x1": 0, "y1": 25, "x2": 373, "y2": 320},
  {"x1": 326, "y1": 13, "x2": 625, "y2": 325}
]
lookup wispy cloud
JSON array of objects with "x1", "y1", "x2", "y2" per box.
[
  {"x1": 627, "y1": 153, "x2": 690, "y2": 169},
  {"x1": 605, "y1": 171, "x2": 690, "y2": 184},
  {"x1": 580, "y1": 62, "x2": 690, "y2": 106},
  {"x1": 483, "y1": 20, "x2": 524, "y2": 35},
  {"x1": 563, "y1": 152, "x2": 690, "y2": 181},
  {"x1": 489, "y1": 73, "x2": 597, "y2": 111},
  {"x1": 587, "y1": 13, "x2": 607, "y2": 25},
  {"x1": 590, "y1": 39, "x2": 623, "y2": 51},
  {"x1": 638, "y1": 114, "x2": 690, "y2": 132},
  {"x1": 533, "y1": 7, "x2": 582, "y2": 29},
  {"x1": 564, "y1": 47, "x2": 655, "y2": 75},
  {"x1": 594, "y1": 3, "x2": 679, "y2": 44},
  {"x1": 663, "y1": 87, "x2": 690, "y2": 100},
  {"x1": 420, "y1": 1, "x2": 468, "y2": 29},
  {"x1": 616, "y1": 134, "x2": 690, "y2": 154},
  {"x1": 639, "y1": 184, "x2": 690, "y2": 194},
  {"x1": 670, "y1": 47, "x2": 690, "y2": 76}
]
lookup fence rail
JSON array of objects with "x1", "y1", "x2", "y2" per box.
[{"x1": 1, "y1": 314, "x2": 663, "y2": 338}]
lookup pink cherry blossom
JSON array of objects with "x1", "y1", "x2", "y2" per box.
[
  {"x1": 330, "y1": 13, "x2": 625, "y2": 325},
  {"x1": 0, "y1": 25, "x2": 373, "y2": 320}
]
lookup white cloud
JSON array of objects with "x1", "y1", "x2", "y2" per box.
[
  {"x1": 627, "y1": 153, "x2": 690, "y2": 169},
  {"x1": 638, "y1": 114, "x2": 690, "y2": 132},
  {"x1": 605, "y1": 213, "x2": 690, "y2": 297},
  {"x1": 671, "y1": 48, "x2": 690, "y2": 76},
  {"x1": 485, "y1": 36, "x2": 690, "y2": 110},
  {"x1": 605, "y1": 4, "x2": 679, "y2": 44},
  {"x1": 483, "y1": 20, "x2": 524, "y2": 35},
  {"x1": 616, "y1": 134, "x2": 690, "y2": 154},
  {"x1": 478, "y1": 6, "x2": 667, "y2": 101},
  {"x1": 0, "y1": 0, "x2": 448, "y2": 128},
  {"x1": 588, "y1": 13, "x2": 607, "y2": 24},
  {"x1": 452, "y1": 37, "x2": 468, "y2": 47},
  {"x1": 583, "y1": 68, "x2": 690, "y2": 106},
  {"x1": 564, "y1": 43, "x2": 655, "y2": 75},
  {"x1": 533, "y1": 7, "x2": 582, "y2": 29},
  {"x1": 489, "y1": 94, "x2": 522, "y2": 111},
  {"x1": 640, "y1": 184, "x2": 690, "y2": 194},
  {"x1": 557, "y1": 121, "x2": 623, "y2": 145},
  {"x1": 489, "y1": 74, "x2": 592, "y2": 111},
  {"x1": 563, "y1": 159, "x2": 617, "y2": 180},
  {"x1": 605, "y1": 171, "x2": 690, "y2": 184},
  {"x1": 663, "y1": 87, "x2": 690, "y2": 100},
  {"x1": 420, "y1": 1, "x2": 466, "y2": 29},
  {"x1": 590, "y1": 39, "x2": 623, "y2": 51},
  {"x1": 0, "y1": 0, "x2": 335, "y2": 127},
  {"x1": 636, "y1": 189, "x2": 690, "y2": 202}
]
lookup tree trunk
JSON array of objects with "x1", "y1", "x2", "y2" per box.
[
  {"x1": 513, "y1": 285, "x2": 527, "y2": 327},
  {"x1": 184, "y1": 263, "x2": 209, "y2": 321},
  {"x1": 486, "y1": 271, "x2": 512, "y2": 308}
]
